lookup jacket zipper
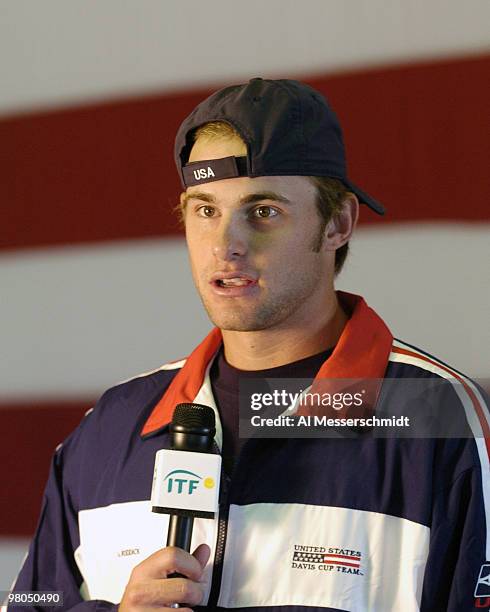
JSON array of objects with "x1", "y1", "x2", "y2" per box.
[
  {"x1": 206, "y1": 492, "x2": 230, "y2": 608},
  {"x1": 206, "y1": 440, "x2": 231, "y2": 609},
  {"x1": 206, "y1": 434, "x2": 258, "y2": 607}
]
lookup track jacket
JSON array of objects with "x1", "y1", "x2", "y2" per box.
[{"x1": 8, "y1": 292, "x2": 490, "y2": 611}]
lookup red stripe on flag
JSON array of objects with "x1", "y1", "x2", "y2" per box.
[
  {"x1": 324, "y1": 553, "x2": 361, "y2": 560},
  {"x1": 325, "y1": 560, "x2": 361, "y2": 568},
  {"x1": 0, "y1": 401, "x2": 93, "y2": 536},
  {"x1": 1, "y1": 54, "x2": 489, "y2": 251}
]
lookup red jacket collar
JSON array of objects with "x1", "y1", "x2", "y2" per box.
[{"x1": 141, "y1": 291, "x2": 393, "y2": 436}]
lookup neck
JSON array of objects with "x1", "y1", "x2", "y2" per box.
[{"x1": 221, "y1": 292, "x2": 348, "y2": 370}]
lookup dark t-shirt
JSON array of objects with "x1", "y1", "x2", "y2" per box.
[{"x1": 210, "y1": 345, "x2": 333, "y2": 474}]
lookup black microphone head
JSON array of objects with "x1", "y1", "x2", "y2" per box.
[{"x1": 172, "y1": 403, "x2": 216, "y2": 431}]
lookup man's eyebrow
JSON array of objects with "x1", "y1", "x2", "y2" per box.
[
  {"x1": 241, "y1": 192, "x2": 292, "y2": 205},
  {"x1": 182, "y1": 190, "x2": 292, "y2": 207},
  {"x1": 182, "y1": 191, "x2": 216, "y2": 207}
]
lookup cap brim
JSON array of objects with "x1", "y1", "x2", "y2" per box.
[{"x1": 343, "y1": 179, "x2": 385, "y2": 215}]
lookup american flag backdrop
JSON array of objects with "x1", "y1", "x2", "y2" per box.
[{"x1": 1, "y1": 0, "x2": 489, "y2": 587}]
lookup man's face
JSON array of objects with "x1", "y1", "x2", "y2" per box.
[{"x1": 182, "y1": 136, "x2": 335, "y2": 332}]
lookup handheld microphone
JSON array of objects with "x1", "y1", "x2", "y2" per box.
[{"x1": 151, "y1": 403, "x2": 221, "y2": 608}]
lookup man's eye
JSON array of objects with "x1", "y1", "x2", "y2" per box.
[
  {"x1": 251, "y1": 206, "x2": 278, "y2": 219},
  {"x1": 197, "y1": 205, "x2": 216, "y2": 217}
]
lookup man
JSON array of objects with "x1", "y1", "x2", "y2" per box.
[{"x1": 9, "y1": 78, "x2": 489, "y2": 611}]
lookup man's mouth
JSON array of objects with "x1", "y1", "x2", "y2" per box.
[
  {"x1": 215, "y1": 277, "x2": 254, "y2": 288},
  {"x1": 210, "y1": 272, "x2": 259, "y2": 296}
]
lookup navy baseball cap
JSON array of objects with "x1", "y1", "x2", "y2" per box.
[{"x1": 174, "y1": 77, "x2": 385, "y2": 215}]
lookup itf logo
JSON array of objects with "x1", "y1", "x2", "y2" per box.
[
  {"x1": 163, "y1": 469, "x2": 215, "y2": 495},
  {"x1": 151, "y1": 448, "x2": 221, "y2": 517},
  {"x1": 475, "y1": 564, "x2": 490, "y2": 599}
]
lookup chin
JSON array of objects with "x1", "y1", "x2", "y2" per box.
[
  {"x1": 209, "y1": 317, "x2": 263, "y2": 332},
  {"x1": 201, "y1": 295, "x2": 292, "y2": 332},
  {"x1": 204, "y1": 308, "x2": 261, "y2": 332},
  {"x1": 207, "y1": 309, "x2": 284, "y2": 332},
  {"x1": 216, "y1": 323, "x2": 267, "y2": 332}
]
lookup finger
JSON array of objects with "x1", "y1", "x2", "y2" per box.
[
  {"x1": 154, "y1": 576, "x2": 204, "y2": 607},
  {"x1": 192, "y1": 543, "x2": 211, "y2": 570},
  {"x1": 130, "y1": 546, "x2": 205, "y2": 581},
  {"x1": 123, "y1": 577, "x2": 203, "y2": 607}
]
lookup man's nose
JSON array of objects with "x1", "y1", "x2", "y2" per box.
[{"x1": 212, "y1": 218, "x2": 247, "y2": 260}]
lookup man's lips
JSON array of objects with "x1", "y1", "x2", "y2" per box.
[{"x1": 209, "y1": 271, "x2": 259, "y2": 296}]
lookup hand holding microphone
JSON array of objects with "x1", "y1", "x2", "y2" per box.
[
  {"x1": 120, "y1": 403, "x2": 220, "y2": 610},
  {"x1": 119, "y1": 543, "x2": 210, "y2": 611}
]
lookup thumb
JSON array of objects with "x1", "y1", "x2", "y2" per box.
[{"x1": 192, "y1": 543, "x2": 211, "y2": 570}]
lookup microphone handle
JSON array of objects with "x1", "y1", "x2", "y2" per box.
[
  {"x1": 167, "y1": 514, "x2": 193, "y2": 550},
  {"x1": 166, "y1": 515, "x2": 194, "y2": 608}
]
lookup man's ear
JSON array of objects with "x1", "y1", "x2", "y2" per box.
[
  {"x1": 174, "y1": 192, "x2": 187, "y2": 225},
  {"x1": 322, "y1": 194, "x2": 359, "y2": 252},
  {"x1": 179, "y1": 191, "x2": 187, "y2": 209}
]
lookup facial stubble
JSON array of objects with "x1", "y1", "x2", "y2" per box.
[{"x1": 194, "y1": 224, "x2": 327, "y2": 332}]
